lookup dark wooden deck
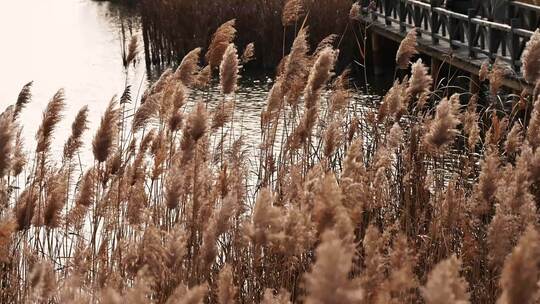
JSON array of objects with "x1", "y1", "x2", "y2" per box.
[{"x1": 359, "y1": 0, "x2": 540, "y2": 91}]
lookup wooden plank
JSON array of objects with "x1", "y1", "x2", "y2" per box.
[{"x1": 364, "y1": 19, "x2": 532, "y2": 91}]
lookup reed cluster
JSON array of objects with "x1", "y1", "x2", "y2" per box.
[
  {"x1": 138, "y1": 0, "x2": 353, "y2": 69},
  {"x1": 2, "y1": 3, "x2": 540, "y2": 304}
]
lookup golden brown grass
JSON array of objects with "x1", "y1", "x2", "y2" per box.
[
  {"x1": 396, "y1": 28, "x2": 419, "y2": 70},
  {"x1": 139, "y1": 0, "x2": 352, "y2": 68},
  {"x1": 2, "y1": 4, "x2": 540, "y2": 304}
]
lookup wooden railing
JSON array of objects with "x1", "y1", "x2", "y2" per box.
[{"x1": 360, "y1": 0, "x2": 538, "y2": 75}]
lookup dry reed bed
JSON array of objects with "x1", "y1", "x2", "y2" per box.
[
  {"x1": 2, "y1": 2, "x2": 540, "y2": 303},
  {"x1": 139, "y1": 0, "x2": 353, "y2": 69}
]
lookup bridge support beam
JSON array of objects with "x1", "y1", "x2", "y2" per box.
[{"x1": 371, "y1": 32, "x2": 385, "y2": 76}]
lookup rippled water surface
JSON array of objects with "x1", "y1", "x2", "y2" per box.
[
  {"x1": 0, "y1": 0, "x2": 378, "y2": 166},
  {"x1": 0, "y1": 0, "x2": 145, "y2": 162}
]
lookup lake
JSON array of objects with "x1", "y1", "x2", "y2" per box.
[
  {"x1": 0, "y1": 0, "x2": 146, "y2": 163},
  {"x1": 0, "y1": 0, "x2": 379, "y2": 167}
]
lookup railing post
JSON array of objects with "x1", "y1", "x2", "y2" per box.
[
  {"x1": 384, "y1": 0, "x2": 392, "y2": 26},
  {"x1": 467, "y1": 9, "x2": 476, "y2": 58},
  {"x1": 430, "y1": 1, "x2": 439, "y2": 45},
  {"x1": 413, "y1": 4, "x2": 422, "y2": 32},
  {"x1": 508, "y1": 1, "x2": 516, "y2": 21},
  {"x1": 371, "y1": 0, "x2": 378, "y2": 21},
  {"x1": 399, "y1": 0, "x2": 406, "y2": 33},
  {"x1": 509, "y1": 18, "x2": 520, "y2": 72},
  {"x1": 488, "y1": 26, "x2": 496, "y2": 62},
  {"x1": 448, "y1": 15, "x2": 455, "y2": 49}
]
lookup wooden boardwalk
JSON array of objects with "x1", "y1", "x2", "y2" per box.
[{"x1": 359, "y1": 0, "x2": 540, "y2": 91}]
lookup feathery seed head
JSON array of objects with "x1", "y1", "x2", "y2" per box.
[
  {"x1": 220, "y1": 43, "x2": 239, "y2": 95},
  {"x1": 36, "y1": 89, "x2": 66, "y2": 154},
  {"x1": 396, "y1": 29, "x2": 418, "y2": 69},
  {"x1": 92, "y1": 97, "x2": 119, "y2": 163},
  {"x1": 522, "y1": 29, "x2": 540, "y2": 84},
  {"x1": 206, "y1": 19, "x2": 236, "y2": 68},
  {"x1": 282, "y1": 0, "x2": 304, "y2": 26}
]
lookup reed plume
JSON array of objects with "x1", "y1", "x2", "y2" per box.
[
  {"x1": 489, "y1": 59, "x2": 507, "y2": 96},
  {"x1": 526, "y1": 96, "x2": 540, "y2": 149},
  {"x1": 63, "y1": 105, "x2": 89, "y2": 160},
  {"x1": 387, "y1": 122, "x2": 403, "y2": 149},
  {"x1": 125, "y1": 35, "x2": 140, "y2": 68},
  {"x1": 143, "y1": 68, "x2": 173, "y2": 104},
  {"x1": 359, "y1": 225, "x2": 385, "y2": 301},
  {"x1": 220, "y1": 43, "x2": 239, "y2": 95},
  {"x1": 306, "y1": 47, "x2": 336, "y2": 94},
  {"x1": 13, "y1": 81, "x2": 33, "y2": 121},
  {"x1": 323, "y1": 120, "x2": 342, "y2": 158},
  {"x1": 302, "y1": 47, "x2": 336, "y2": 135},
  {"x1": 175, "y1": 47, "x2": 201, "y2": 86},
  {"x1": 304, "y1": 229, "x2": 363, "y2": 304},
  {"x1": 92, "y1": 97, "x2": 120, "y2": 162},
  {"x1": 479, "y1": 61, "x2": 489, "y2": 82},
  {"x1": 186, "y1": 101, "x2": 208, "y2": 141},
  {"x1": 206, "y1": 19, "x2": 237, "y2": 68},
  {"x1": 67, "y1": 168, "x2": 95, "y2": 228},
  {"x1": 15, "y1": 187, "x2": 37, "y2": 230},
  {"x1": 165, "y1": 162, "x2": 184, "y2": 209},
  {"x1": 28, "y1": 261, "x2": 57, "y2": 302},
  {"x1": 211, "y1": 100, "x2": 234, "y2": 130},
  {"x1": 167, "y1": 284, "x2": 208, "y2": 304},
  {"x1": 194, "y1": 65, "x2": 212, "y2": 89},
  {"x1": 488, "y1": 145, "x2": 537, "y2": 269},
  {"x1": 43, "y1": 172, "x2": 68, "y2": 228},
  {"x1": 36, "y1": 89, "x2": 65, "y2": 154},
  {"x1": 328, "y1": 88, "x2": 349, "y2": 117},
  {"x1": 262, "y1": 78, "x2": 284, "y2": 125},
  {"x1": 0, "y1": 216, "x2": 16, "y2": 263},
  {"x1": 474, "y1": 167, "x2": 502, "y2": 226},
  {"x1": 241, "y1": 42, "x2": 255, "y2": 64},
  {"x1": 396, "y1": 29, "x2": 418, "y2": 69},
  {"x1": 423, "y1": 94, "x2": 461, "y2": 154},
  {"x1": 282, "y1": 0, "x2": 304, "y2": 26},
  {"x1": 407, "y1": 58, "x2": 432, "y2": 101},
  {"x1": 421, "y1": 255, "x2": 470, "y2": 304},
  {"x1": 217, "y1": 265, "x2": 237, "y2": 304},
  {"x1": 169, "y1": 111, "x2": 184, "y2": 133},
  {"x1": 0, "y1": 111, "x2": 14, "y2": 178},
  {"x1": 522, "y1": 29, "x2": 540, "y2": 84},
  {"x1": 505, "y1": 122, "x2": 523, "y2": 156},
  {"x1": 349, "y1": 2, "x2": 361, "y2": 20},
  {"x1": 261, "y1": 289, "x2": 291, "y2": 304},
  {"x1": 378, "y1": 233, "x2": 418, "y2": 303},
  {"x1": 282, "y1": 27, "x2": 310, "y2": 104},
  {"x1": 11, "y1": 128, "x2": 26, "y2": 176},
  {"x1": 379, "y1": 77, "x2": 408, "y2": 121},
  {"x1": 498, "y1": 225, "x2": 540, "y2": 304},
  {"x1": 246, "y1": 188, "x2": 284, "y2": 246},
  {"x1": 463, "y1": 95, "x2": 480, "y2": 151},
  {"x1": 314, "y1": 34, "x2": 338, "y2": 57}
]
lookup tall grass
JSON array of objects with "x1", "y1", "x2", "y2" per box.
[
  {"x1": 138, "y1": 0, "x2": 353, "y2": 70},
  {"x1": 2, "y1": 4, "x2": 540, "y2": 304}
]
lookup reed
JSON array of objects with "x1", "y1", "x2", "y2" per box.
[
  {"x1": 2, "y1": 3, "x2": 540, "y2": 303},
  {"x1": 138, "y1": 0, "x2": 352, "y2": 69}
]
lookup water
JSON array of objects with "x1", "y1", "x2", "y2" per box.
[
  {"x1": 0, "y1": 0, "x2": 380, "y2": 169},
  {"x1": 0, "y1": 0, "x2": 145, "y2": 164}
]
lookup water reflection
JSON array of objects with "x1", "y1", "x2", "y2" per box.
[
  {"x1": 0, "y1": 0, "x2": 380, "y2": 169},
  {"x1": 0, "y1": 0, "x2": 146, "y2": 163}
]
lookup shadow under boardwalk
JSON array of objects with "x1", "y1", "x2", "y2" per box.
[{"x1": 358, "y1": 0, "x2": 539, "y2": 91}]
